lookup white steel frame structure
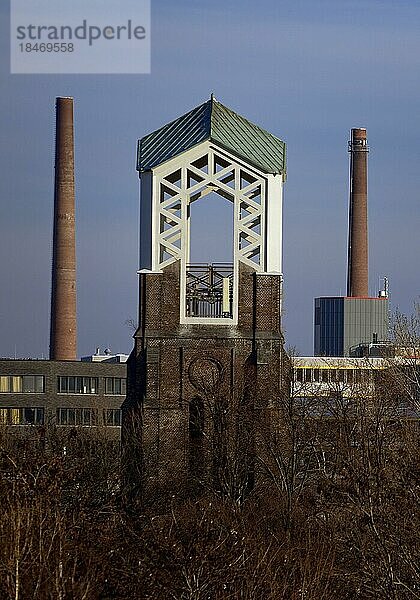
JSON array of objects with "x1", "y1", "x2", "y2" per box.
[{"x1": 139, "y1": 140, "x2": 284, "y2": 325}]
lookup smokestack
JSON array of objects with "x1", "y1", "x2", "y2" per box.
[
  {"x1": 49, "y1": 97, "x2": 77, "y2": 360},
  {"x1": 347, "y1": 127, "x2": 369, "y2": 297}
]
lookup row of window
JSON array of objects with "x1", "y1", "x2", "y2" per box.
[
  {"x1": 0, "y1": 375, "x2": 44, "y2": 393},
  {"x1": 0, "y1": 407, "x2": 44, "y2": 425},
  {"x1": 58, "y1": 376, "x2": 98, "y2": 394},
  {"x1": 0, "y1": 375, "x2": 126, "y2": 396},
  {"x1": 294, "y1": 368, "x2": 373, "y2": 385},
  {"x1": 58, "y1": 376, "x2": 126, "y2": 395},
  {"x1": 57, "y1": 408, "x2": 121, "y2": 426},
  {"x1": 0, "y1": 407, "x2": 121, "y2": 426},
  {"x1": 104, "y1": 377, "x2": 126, "y2": 395}
]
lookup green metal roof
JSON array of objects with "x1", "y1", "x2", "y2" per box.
[{"x1": 137, "y1": 97, "x2": 286, "y2": 176}]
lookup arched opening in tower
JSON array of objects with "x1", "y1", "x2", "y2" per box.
[
  {"x1": 186, "y1": 189, "x2": 234, "y2": 318},
  {"x1": 188, "y1": 190, "x2": 233, "y2": 264}
]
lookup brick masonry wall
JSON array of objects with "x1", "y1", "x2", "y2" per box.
[{"x1": 125, "y1": 260, "x2": 289, "y2": 500}]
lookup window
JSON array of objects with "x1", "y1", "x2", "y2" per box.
[
  {"x1": 360, "y1": 369, "x2": 370, "y2": 383},
  {"x1": 189, "y1": 397, "x2": 205, "y2": 483},
  {"x1": 58, "y1": 376, "x2": 98, "y2": 394},
  {"x1": 0, "y1": 407, "x2": 44, "y2": 425},
  {"x1": 104, "y1": 377, "x2": 126, "y2": 395},
  {"x1": 321, "y1": 370, "x2": 329, "y2": 383},
  {"x1": 354, "y1": 369, "x2": 368, "y2": 384},
  {"x1": 0, "y1": 375, "x2": 44, "y2": 393},
  {"x1": 56, "y1": 408, "x2": 97, "y2": 426},
  {"x1": 103, "y1": 409, "x2": 121, "y2": 426},
  {"x1": 12, "y1": 377, "x2": 21, "y2": 392},
  {"x1": 304, "y1": 368, "x2": 312, "y2": 383},
  {"x1": 189, "y1": 397, "x2": 204, "y2": 440},
  {"x1": 22, "y1": 376, "x2": 44, "y2": 393},
  {"x1": 313, "y1": 369, "x2": 320, "y2": 382},
  {"x1": 295, "y1": 369, "x2": 303, "y2": 383}
]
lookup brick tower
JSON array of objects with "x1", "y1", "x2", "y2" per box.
[
  {"x1": 347, "y1": 127, "x2": 369, "y2": 298},
  {"x1": 50, "y1": 97, "x2": 77, "y2": 361},
  {"x1": 123, "y1": 97, "x2": 288, "y2": 502}
]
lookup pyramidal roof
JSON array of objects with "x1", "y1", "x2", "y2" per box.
[{"x1": 137, "y1": 96, "x2": 286, "y2": 176}]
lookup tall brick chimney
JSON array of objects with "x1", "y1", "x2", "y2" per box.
[
  {"x1": 49, "y1": 97, "x2": 77, "y2": 360},
  {"x1": 347, "y1": 127, "x2": 369, "y2": 297}
]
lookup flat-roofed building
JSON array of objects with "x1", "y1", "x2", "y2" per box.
[
  {"x1": 292, "y1": 355, "x2": 384, "y2": 401},
  {"x1": 0, "y1": 359, "x2": 126, "y2": 435},
  {"x1": 291, "y1": 355, "x2": 419, "y2": 417}
]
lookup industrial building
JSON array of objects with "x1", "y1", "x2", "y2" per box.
[
  {"x1": 0, "y1": 98, "x2": 128, "y2": 436},
  {"x1": 314, "y1": 128, "x2": 389, "y2": 356},
  {"x1": 314, "y1": 296, "x2": 388, "y2": 356}
]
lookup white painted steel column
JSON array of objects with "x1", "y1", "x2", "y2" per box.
[{"x1": 265, "y1": 173, "x2": 283, "y2": 274}]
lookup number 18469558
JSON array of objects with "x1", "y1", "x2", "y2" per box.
[{"x1": 19, "y1": 42, "x2": 74, "y2": 52}]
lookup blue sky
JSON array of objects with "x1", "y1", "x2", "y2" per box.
[{"x1": 0, "y1": 0, "x2": 419, "y2": 358}]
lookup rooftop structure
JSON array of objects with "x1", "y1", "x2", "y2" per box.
[
  {"x1": 137, "y1": 96, "x2": 286, "y2": 325},
  {"x1": 81, "y1": 348, "x2": 129, "y2": 363},
  {"x1": 137, "y1": 95, "x2": 286, "y2": 176}
]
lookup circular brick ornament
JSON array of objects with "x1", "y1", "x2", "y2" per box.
[{"x1": 188, "y1": 357, "x2": 223, "y2": 394}]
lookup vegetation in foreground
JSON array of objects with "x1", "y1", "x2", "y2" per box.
[
  {"x1": 0, "y1": 307, "x2": 418, "y2": 599},
  {"x1": 0, "y1": 387, "x2": 418, "y2": 599}
]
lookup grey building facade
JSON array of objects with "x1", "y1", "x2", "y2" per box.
[{"x1": 314, "y1": 296, "x2": 389, "y2": 357}]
